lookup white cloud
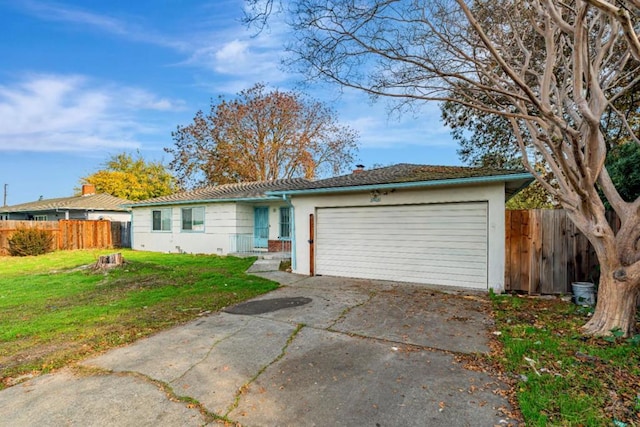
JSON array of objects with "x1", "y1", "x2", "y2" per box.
[
  {"x1": 0, "y1": 74, "x2": 184, "y2": 152},
  {"x1": 121, "y1": 88, "x2": 185, "y2": 111},
  {"x1": 343, "y1": 107, "x2": 453, "y2": 149},
  {"x1": 13, "y1": 1, "x2": 296, "y2": 95},
  {"x1": 181, "y1": 4, "x2": 293, "y2": 89},
  {"x1": 185, "y1": 33, "x2": 286, "y2": 87},
  {"x1": 22, "y1": 0, "x2": 128, "y2": 35},
  {"x1": 17, "y1": 0, "x2": 188, "y2": 50},
  {"x1": 215, "y1": 39, "x2": 250, "y2": 63}
]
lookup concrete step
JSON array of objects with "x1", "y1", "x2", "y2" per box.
[{"x1": 246, "y1": 258, "x2": 283, "y2": 273}]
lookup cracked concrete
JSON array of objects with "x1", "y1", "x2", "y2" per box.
[
  {"x1": 0, "y1": 369, "x2": 204, "y2": 427},
  {"x1": 0, "y1": 269, "x2": 518, "y2": 427}
]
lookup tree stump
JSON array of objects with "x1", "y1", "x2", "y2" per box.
[{"x1": 94, "y1": 253, "x2": 125, "y2": 269}]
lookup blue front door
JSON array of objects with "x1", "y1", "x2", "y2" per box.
[{"x1": 254, "y1": 207, "x2": 269, "y2": 248}]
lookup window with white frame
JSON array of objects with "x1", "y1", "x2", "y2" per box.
[
  {"x1": 34, "y1": 215, "x2": 48, "y2": 221},
  {"x1": 181, "y1": 207, "x2": 204, "y2": 231},
  {"x1": 279, "y1": 207, "x2": 291, "y2": 240},
  {"x1": 152, "y1": 208, "x2": 171, "y2": 231}
]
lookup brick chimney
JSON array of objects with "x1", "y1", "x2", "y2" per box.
[
  {"x1": 353, "y1": 164, "x2": 365, "y2": 174},
  {"x1": 81, "y1": 184, "x2": 96, "y2": 196}
]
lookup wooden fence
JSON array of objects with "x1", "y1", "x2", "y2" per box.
[
  {"x1": 0, "y1": 220, "x2": 131, "y2": 255},
  {"x1": 505, "y1": 209, "x2": 618, "y2": 294},
  {"x1": 111, "y1": 221, "x2": 131, "y2": 249},
  {"x1": 0, "y1": 212, "x2": 613, "y2": 295}
]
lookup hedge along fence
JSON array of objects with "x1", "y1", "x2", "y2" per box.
[{"x1": 0, "y1": 220, "x2": 115, "y2": 255}]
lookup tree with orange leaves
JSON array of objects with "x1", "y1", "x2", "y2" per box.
[{"x1": 166, "y1": 83, "x2": 358, "y2": 189}]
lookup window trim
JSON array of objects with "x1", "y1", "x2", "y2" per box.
[
  {"x1": 151, "y1": 208, "x2": 172, "y2": 232},
  {"x1": 181, "y1": 206, "x2": 205, "y2": 232},
  {"x1": 279, "y1": 207, "x2": 291, "y2": 240}
]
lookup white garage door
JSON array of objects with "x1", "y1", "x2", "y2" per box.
[{"x1": 315, "y1": 202, "x2": 488, "y2": 289}]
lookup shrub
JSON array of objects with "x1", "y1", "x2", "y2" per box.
[{"x1": 8, "y1": 228, "x2": 55, "y2": 257}]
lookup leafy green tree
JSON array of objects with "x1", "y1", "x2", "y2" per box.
[
  {"x1": 507, "y1": 182, "x2": 556, "y2": 210},
  {"x1": 80, "y1": 152, "x2": 177, "y2": 201},
  {"x1": 441, "y1": 99, "x2": 521, "y2": 169},
  {"x1": 601, "y1": 143, "x2": 640, "y2": 209},
  {"x1": 441, "y1": 65, "x2": 639, "y2": 212}
]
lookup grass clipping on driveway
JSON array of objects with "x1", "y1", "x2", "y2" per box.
[
  {"x1": 491, "y1": 294, "x2": 640, "y2": 426},
  {"x1": 0, "y1": 250, "x2": 278, "y2": 389}
]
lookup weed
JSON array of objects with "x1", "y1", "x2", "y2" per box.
[
  {"x1": 492, "y1": 295, "x2": 640, "y2": 426},
  {"x1": 7, "y1": 228, "x2": 54, "y2": 257}
]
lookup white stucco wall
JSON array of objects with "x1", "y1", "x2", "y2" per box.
[
  {"x1": 266, "y1": 204, "x2": 290, "y2": 240},
  {"x1": 132, "y1": 203, "x2": 235, "y2": 255},
  {"x1": 235, "y1": 203, "x2": 254, "y2": 235},
  {"x1": 290, "y1": 182, "x2": 506, "y2": 292},
  {"x1": 131, "y1": 201, "x2": 290, "y2": 255},
  {"x1": 87, "y1": 211, "x2": 131, "y2": 222}
]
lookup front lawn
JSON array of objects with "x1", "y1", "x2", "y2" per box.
[
  {"x1": 0, "y1": 250, "x2": 279, "y2": 389},
  {"x1": 491, "y1": 294, "x2": 640, "y2": 426}
]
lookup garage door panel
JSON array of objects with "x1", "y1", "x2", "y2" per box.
[
  {"x1": 319, "y1": 262, "x2": 487, "y2": 286},
  {"x1": 323, "y1": 212, "x2": 486, "y2": 221},
  {"x1": 320, "y1": 252, "x2": 487, "y2": 270},
  {"x1": 325, "y1": 267, "x2": 485, "y2": 288},
  {"x1": 321, "y1": 212, "x2": 486, "y2": 225},
  {"x1": 315, "y1": 202, "x2": 488, "y2": 289},
  {"x1": 315, "y1": 236, "x2": 488, "y2": 248},
  {"x1": 316, "y1": 249, "x2": 487, "y2": 262},
  {"x1": 320, "y1": 203, "x2": 481, "y2": 214},
  {"x1": 317, "y1": 226, "x2": 488, "y2": 237},
  {"x1": 322, "y1": 261, "x2": 487, "y2": 278},
  {"x1": 317, "y1": 247, "x2": 484, "y2": 264},
  {"x1": 319, "y1": 237, "x2": 487, "y2": 247},
  {"x1": 315, "y1": 253, "x2": 486, "y2": 267},
  {"x1": 320, "y1": 225, "x2": 488, "y2": 235}
]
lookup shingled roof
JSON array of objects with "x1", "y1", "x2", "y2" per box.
[
  {"x1": 268, "y1": 163, "x2": 531, "y2": 192},
  {"x1": 127, "y1": 165, "x2": 532, "y2": 207},
  {"x1": 1, "y1": 193, "x2": 131, "y2": 213},
  {"x1": 128, "y1": 178, "x2": 312, "y2": 207}
]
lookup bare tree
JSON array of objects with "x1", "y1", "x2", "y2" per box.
[
  {"x1": 247, "y1": 0, "x2": 640, "y2": 336},
  {"x1": 166, "y1": 83, "x2": 359, "y2": 188}
]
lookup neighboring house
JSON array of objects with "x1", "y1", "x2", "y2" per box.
[
  {"x1": 126, "y1": 179, "x2": 311, "y2": 255},
  {"x1": 128, "y1": 164, "x2": 532, "y2": 292},
  {"x1": 0, "y1": 185, "x2": 132, "y2": 222}
]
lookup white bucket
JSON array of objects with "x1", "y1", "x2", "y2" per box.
[{"x1": 572, "y1": 282, "x2": 596, "y2": 306}]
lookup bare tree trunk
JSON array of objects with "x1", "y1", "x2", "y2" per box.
[
  {"x1": 582, "y1": 266, "x2": 639, "y2": 336},
  {"x1": 566, "y1": 205, "x2": 640, "y2": 337}
]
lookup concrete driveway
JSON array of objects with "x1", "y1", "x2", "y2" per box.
[{"x1": 0, "y1": 270, "x2": 518, "y2": 427}]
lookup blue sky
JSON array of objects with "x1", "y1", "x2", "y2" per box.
[{"x1": 0, "y1": 0, "x2": 461, "y2": 205}]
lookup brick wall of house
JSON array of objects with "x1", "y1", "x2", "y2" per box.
[{"x1": 268, "y1": 240, "x2": 291, "y2": 252}]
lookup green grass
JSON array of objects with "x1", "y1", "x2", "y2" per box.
[
  {"x1": 0, "y1": 250, "x2": 279, "y2": 388},
  {"x1": 491, "y1": 294, "x2": 640, "y2": 426}
]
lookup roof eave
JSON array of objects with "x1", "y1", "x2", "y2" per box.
[
  {"x1": 267, "y1": 173, "x2": 534, "y2": 196},
  {"x1": 0, "y1": 207, "x2": 129, "y2": 213},
  {"x1": 125, "y1": 196, "x2": 282, "y2": 208},
  {"x1": 505, "y1": 177, "x2": 536, "y2": 201}
]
